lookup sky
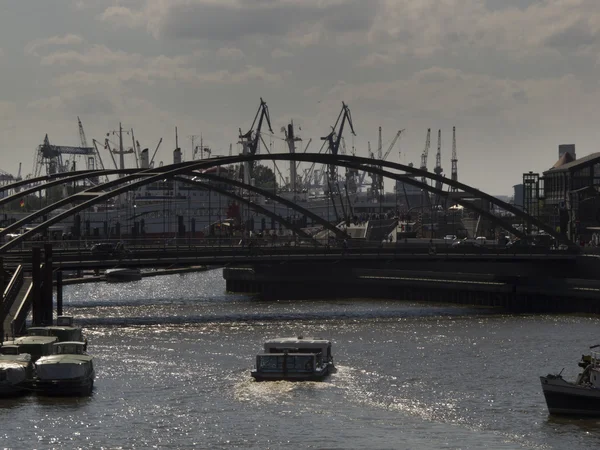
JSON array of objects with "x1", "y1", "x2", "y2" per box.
[{"x1": 1, "y1": 0, "x2": 600, "y2": 195}]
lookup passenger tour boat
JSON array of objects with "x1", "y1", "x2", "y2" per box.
[{"x1": 251, "y1": 336, "x2": 334, "y2": 381}]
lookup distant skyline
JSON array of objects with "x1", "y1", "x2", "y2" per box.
[{"x1": 2, "y1": 0, "x2": 600, "y2": 195}]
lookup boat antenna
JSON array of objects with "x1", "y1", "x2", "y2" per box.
[
  {"x1": 558, "y1": 368, "x2": 565, "y2": 376},
  {"x1": 590, "y1": 344, "x2": 600, "y2": 349}
]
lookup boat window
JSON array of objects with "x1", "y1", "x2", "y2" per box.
[
  {"x1": 55, "y1": 344, "x2": 83, "y2": 355},
  {"x1": 0, "y1": 346, "x2": 18, "y2": 355},
  {"x1": 27, "y1": 328, "x2": 52, "y2": 336},
  {"x1": 257, "y1": 354, "x2": 316, "y2": 371}
]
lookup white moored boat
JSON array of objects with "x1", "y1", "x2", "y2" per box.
[
  {"x1": 0, "y1": 345, "x2": 33, "y2": 396},
  {"x1": 34, "y1": 341, "x2": 95, "y2": 396},
  {"x1": 251, "y1": 336, "x2": 334, "y2": 381},
  {"x1": 26, "y1": 315, "x2": 84, "y2": 342}
]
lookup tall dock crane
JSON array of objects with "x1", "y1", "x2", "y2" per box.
[
  {"x1": 419, "y1": 129, "x2": 431, "y2": 183},
  {"x1": 370, "y1": 127, "x2": 404, "y2": 201},
  {"x1": 239, "y1": 98, "x2": 273, "y2": 185},
  {"x1": 34, "y1": 124, "x2": 98, "y2": 179},
  {"x1": 321, "y1": 102, "x2": 356, "y2": 184},
  {"x1": 320, "y1": 102, "x2": 356, "y2": 223},
  {"x1": 78, "y1": 116, "x2": 108, "y2": 183},
  {"x1": 433, "y1": 129, "x2": 443, "y2": 205},
  {"x1": 450, "y1": 126, "x2": 458, "y2": 191},
  {"x1": 419, "y1": 129, "x2": 432, "y2": 206}
]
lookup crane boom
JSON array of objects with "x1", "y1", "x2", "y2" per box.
[
  {"x1": 377, "y1": 126, "x2": 382, "y2": 160},
  {"x1": 382, "y1": 129, "x2": 404, "y2": 161},
  {"x1": 78, "y1": 116, "x2": 88, "y2": 148},
  {"x1": 420, "y1": 128, "x2": 431, "y2": 176},
  {"x1": 434, "y1": 129, "x2": 442, "y2": 174}
]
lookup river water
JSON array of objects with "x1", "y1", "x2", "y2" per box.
[{"x1": 2, "y1": 269, "x2": 600, "y2": 449}]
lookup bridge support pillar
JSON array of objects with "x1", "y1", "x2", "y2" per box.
[
  {"x1": 42, "y1": 243, "x2": 53, "y2": 325},
  {"x1": 0, "y1": 256, "x2": 4, "y2": 296},
  {"x1": 31, "y1": 247, "x2": 42, "y2": 327},
  {"x1": 56, "y1": 270, "x2": 63, "y2": 317}
]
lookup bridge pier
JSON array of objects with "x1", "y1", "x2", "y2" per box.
[
  {"x1": 224, "y1": 262, "x2": 600, "y2": 314},
  {"x1": 31, "y1": 247, "x2": 42, "y2": 326}
]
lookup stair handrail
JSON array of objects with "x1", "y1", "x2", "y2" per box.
[{"x1": 1, "y1": 264, "x2": 24, "y2": 322}]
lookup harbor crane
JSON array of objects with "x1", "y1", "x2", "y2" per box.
[
  {"x1": 78, "y1": 116, "x2": 108, "y2": 183},
  {"x1": 239, "y1": 98, "x2": 273, "y2": 184},
  {"x1": 433, "y1": 129, "x2": 444, "y2": 206},
  {"x1": 419, "y1": 128, "x2": 431, "y2": 182},
  {"x1": 370, "y1": 127, "x2": 404, "y2": 201},
  {"x1": 419, "y1": 128, "x2": 432, "y2": 206},
  {"x1": 320, "y1": 102, "x2": 356, "y2": 223},
  {"x1": 451, "y1": 126, "x2": 458, "y2": 191},
  {"x1": 321, "y1": 102, "x2": 356, "y2": 184},
  {"x1": 34, "y1": 126, "x2": 98, "y2": 179}
]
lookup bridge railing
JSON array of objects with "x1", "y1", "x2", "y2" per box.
[{"x1": 3, "y1": 237, "x2": 575, "y2": 269}]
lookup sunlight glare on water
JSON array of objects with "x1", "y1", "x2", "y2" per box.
[{"x1": 0, "y1": 269, "x2": 597, "y2": 449}]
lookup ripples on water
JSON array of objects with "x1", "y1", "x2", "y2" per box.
[{"x1": 2, "y1": 269, "x2": 600, "y2": 449}]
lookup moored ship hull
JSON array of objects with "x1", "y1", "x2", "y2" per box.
[{"x1": 540, "y1": 375, "x2": 600, "y2": 416}]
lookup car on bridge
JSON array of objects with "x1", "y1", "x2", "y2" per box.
[
  {"x1": 451, "y1": 238, "x2": 483, "y2": 250},
  {"x1": 90, "y1": 242, "x2": 131, "y2": 257},
  {"x1": 505, "y1": 239, "x2": 536, "y2": 250}
]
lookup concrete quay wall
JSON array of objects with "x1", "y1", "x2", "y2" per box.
[{"x1": 223, "y1": 260, "x2": 600, "y2": 314}]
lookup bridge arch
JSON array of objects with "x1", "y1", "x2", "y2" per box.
[
  {"x1": 0, "y1": 162, "x2": 347, "y2": 252},
  {"x1": 0, "y1": 153, "x2": 565, "y2": 251}
]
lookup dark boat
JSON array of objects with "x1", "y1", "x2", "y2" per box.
[
  {"x1": 250, "y1": 336, "x2": 334, "y2": 381},
  {"x1": 540, "y1": 346, "x2": 600, "y2": 416},
  {"x1": 105, "y1": 268, "x2": 142, "y2": 282}
]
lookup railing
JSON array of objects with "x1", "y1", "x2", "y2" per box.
[
  {"x1": 0, "y1": 264, "x2": 24, "y2": 325},
  {"x1": 0, "y1": 237, "x2": 579, "y2": 273},
  {"x1": 10, "y1": 282, "x2": 33, "y2": 338}
]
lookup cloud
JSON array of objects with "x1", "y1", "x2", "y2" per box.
[
  {"x1": 25, "y1": 34, "x2": 84, "y2": 56},
  {"x1": 98, "y1": 5, "x2": 146, "y2": 28},
  {"x1": 542, "y1": 20, "x2": 600, "y2": 53},
  {"x1": 99, "y1": 0, "x2": 380, "y2": 42},
  {"x1": 215, "y1": 47, "x2": 244, "y2": 60},
  {"x1": 271, "y1": 48, "x2": 292, "y2": 58},
  {"x1": 40, "y1": 45, "x2": 141, "y2": 66},
  {"x1": 0, "y1": 101, "x2": 17, "y2": 120}
]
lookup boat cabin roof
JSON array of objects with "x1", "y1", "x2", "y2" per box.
[
  {"x1": 6, "y1": 336, "x2": 58, "y2": 345},
  {"x1": 27, "y1": 326, "x2": 80, "y2": 338},
  {"x1": 56, "y1": 315, "x2": 74, "y2": 327},
  {"x1": 53, "y1": 341, "x2": 86, "y2": 355},
  {"x1": 0, "y1": 344, "x2": 20, "y2": 355},
  {"x1": 263, "y1": 336, "x2": 332, "y2": 352}
]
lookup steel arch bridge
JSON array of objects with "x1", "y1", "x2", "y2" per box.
[{"x1": 0, "y1": 153, "x2": 566, "y2": 253}]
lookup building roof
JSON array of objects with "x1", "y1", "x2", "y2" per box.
[
  {"x1": 545, "y1": 152, "x2": 600, "y2": 174},
  {"x1": 552, "y1": 152, "x2": 574, "y2": 168}
]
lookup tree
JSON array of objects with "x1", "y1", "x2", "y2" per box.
[{"x1": 253, "y1": 164, "x2": 277, "y2": 191}]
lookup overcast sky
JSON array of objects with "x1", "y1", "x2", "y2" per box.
[{"x1": 1, "y1": 0, "x2": 599, "y2": 195}]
